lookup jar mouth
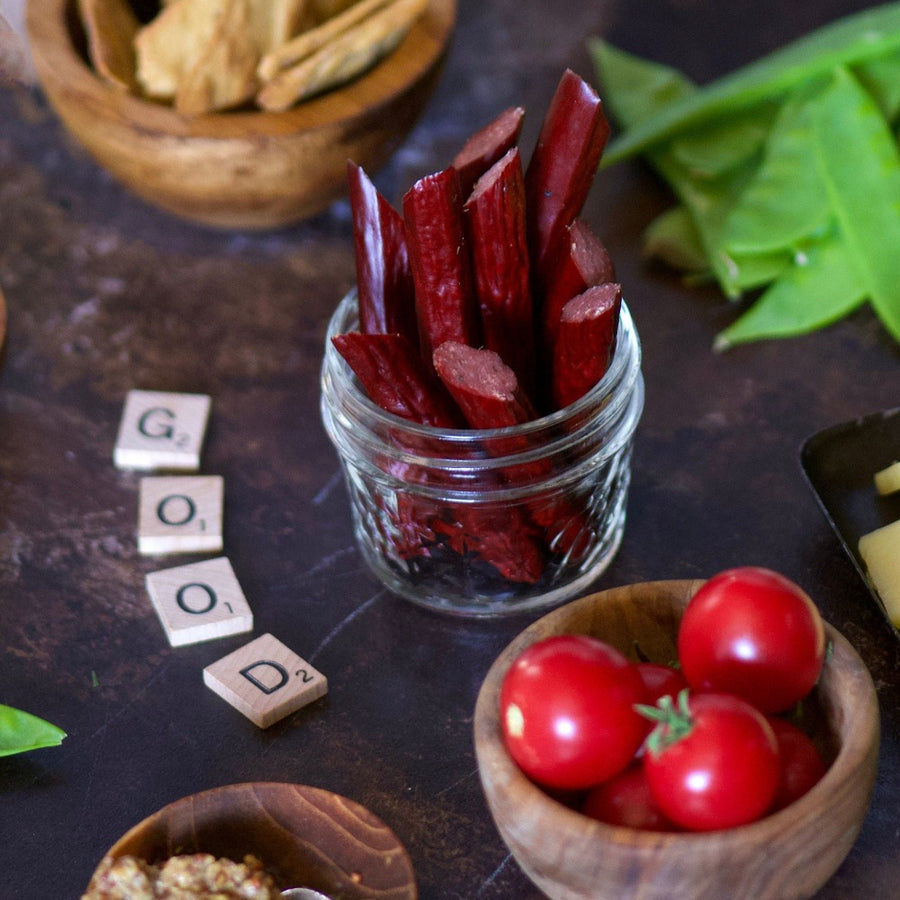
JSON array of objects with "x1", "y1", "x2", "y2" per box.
[{"x1": 322, "y1": 288, "x2": 643, "y2": 452}]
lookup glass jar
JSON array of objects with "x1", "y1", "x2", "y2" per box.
[{"x1": 320, "y1": 291, "x2": 644, "y2": 617}]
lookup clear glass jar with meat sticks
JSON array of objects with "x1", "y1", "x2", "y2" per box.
[{"x1": 320, "y1": 290, "x2": 644, "y2": 617}]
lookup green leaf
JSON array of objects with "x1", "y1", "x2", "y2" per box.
[
  {"x1": 0, "y1": 704, "x2": 67, "y2": 757},
  {"x1": 715, "y1": 230, "x2": 866, "y2": 349},
  {"x1": 811, "y1": 66, "x2": 900, "y2": 341},
  {"x1": 598, "y1": 3, "x2": 900, "y2": 165},
  {"x1": 719, "y1": 87, "x2": 832, "y2": 255}
]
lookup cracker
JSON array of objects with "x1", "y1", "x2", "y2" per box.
[
  {"x1": 78, "y1": 0, "x2": 140, "y2": 92},
  {"x1": 256, "y1": 0, "x2": 426, "y2": 111}
]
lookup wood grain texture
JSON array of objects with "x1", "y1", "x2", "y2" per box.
[
  {"x1": 102, "y1": 782, "x2": 418, "y2": 898},
  {"x1": 474, "y1": 580, "x2": 880, "y2": 900},
  {"x1": 25, "y1": 0, "x2": 456, "y2": 228}
]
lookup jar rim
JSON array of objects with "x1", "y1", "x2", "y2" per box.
[{"x1": 323, "y1": 288, "x2": 642, "y2": 445}]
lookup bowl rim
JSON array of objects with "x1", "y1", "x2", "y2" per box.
[
  {"x1": 98, "y1": 781, "x2": 418, "y2": 897},
  {"x1": 27, "y1": 0, "x2": 458, "y2": 139},
  {"x1": 474, "y1": 578, "x2": 881, "y2": 849}
]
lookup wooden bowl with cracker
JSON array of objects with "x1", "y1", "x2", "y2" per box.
[
  {"x1": 474, "y1": 580, "x2": 880, "y2": 900},
  {"x1": 27, "y1": 0, "x2": 455, "y2": 229},
  {"x1": 84, "y1": 781, "x2": 418, "y2": 898}
]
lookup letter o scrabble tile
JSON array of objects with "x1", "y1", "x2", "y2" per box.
[
  {"x1": 203, "y1": 633, "x2": 328, "y2": 729},
  {"x1": 138, "y1": 475, "x2": 224, "y2": 555},
  {"x1": 145, "y1": 557, "x2": 252, "y2": 647},
  {"x1": 114, "y1": 389, "x2": 211, "y2": 472}
]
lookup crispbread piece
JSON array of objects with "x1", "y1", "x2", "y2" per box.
[
  {"x1": 134, "y1": 0, "x2": 230, "y2": 101},
  {"x1": 257, "y1": 0, "x2": 392, "y2": 81},
  {"x1": 175, "y1": 0, "x2": 260, "y2": 114},
  {"x1": 78, "y1": 0, "x2": 140, "y2": 92},
  {"x1": 256, "y1": 0, "x2": 426, "y2": 111}
]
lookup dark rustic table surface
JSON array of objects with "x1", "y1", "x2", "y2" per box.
[{"x1": 2, "y1": 1, "x2": 899, "y2": 897}]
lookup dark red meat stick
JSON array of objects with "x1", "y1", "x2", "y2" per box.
[
  {"x1": 464, "y1": 148, "x2": 536, "y2": 395},
  {"x1": 524, "y1": 69, "x2": 610, "y2": 294},
  {"x1": 434, "y1": 341, "x2": 590, "y2": 561},
  {"x1": 403, "y1": 167, "x2": 480, "y2": 372},
  {"x1": 433, "y1": 341, "x2": 538, "y2": 430},
  {"x1": 332, "y1": 331, "x2": 462, "y2": 428},
  {"x1": 540, "y1": 218, "x2": 615, "y2": 357},
  {"x1": 551, "y1": 282, "x2": 622, "y2": 410},
  {"x1": 347, "y1": 161, "x2": 417, "y2": 345},
  {"x1": 452, "y1": 105, "x2": 525, "y2": 200}
]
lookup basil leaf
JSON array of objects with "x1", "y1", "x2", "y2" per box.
[
  {"x1": 715, "y1": 230, "x2": 866, "y2": 349},
  {"x1": 0, "y1": 704, "x2": 67, "y2": 757},
  {"x1": 811, "y1": 66, "x2": 900, "y2": 341},
  {"x1": 600, "y1": 3, "x2": 900, "y2": 165}
]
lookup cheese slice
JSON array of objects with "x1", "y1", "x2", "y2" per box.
[
  {"x1": 859, "y1": 519, "x2": 900, "y2": 626},
  {"x1": 874, "y1": 460, "x2": 900, "y2": 496}
]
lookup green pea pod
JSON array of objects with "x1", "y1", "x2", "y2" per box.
[
  {"x1": 592, "y1": 39, "x2": 763, "y2": 296},
  {"x1": 0, "y1": 703, "x2": 66, "y2": 757},
  {"x1": 720, "y1": 87, "x2": 832, "y2": 256},
  {"x1": 811, "y1": 66, "x2": 900, "y2": 342},
  {"x1": 715, "y1": 229, "x2": 866, "y2": 349},
  {"x1": 643, "y1": 206, "x2": 710, "y2": 274},
  {"x1": 600, "y1": 3, "x2": 900, "y2": 165},
  {"x1": 854, "y1": 46, "x2": 900, "y2": 122},
  {"x1": 592, "y1": 38, "x2": 775, "y2": 178}
]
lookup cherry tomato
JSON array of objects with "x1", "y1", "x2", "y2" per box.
[
  {"x1": 767, "y1": 716, "x2": 828, "y2": 812},
  {"x1": 677, "y1": 567, "x2": 826, "y2": 713},
  {"x1": 642, "y1": 691, "x2": 780, "y2": 831},
  {"x1": 636, "y1": 662, "x2": 688, "y2": 704},
  {"x1": 499, "y1": 634, "x2": 647, "y2": 791},
  {"x1": 582, "y1": 762, "x2": 677, "y2": 831}
]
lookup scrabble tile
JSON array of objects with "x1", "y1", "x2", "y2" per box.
[
  {"x1": 114, "y1": 389, "x2": 211, "y2": 472},
  {"x1": 138, "y1": 475, "x2": 224, "y2": 555},
  {"x1": 145, "y1": 557, "x2": 252, "y2": 647},
  {"x1": 203, "y1": 633, "x2": 328, "y2": 729}
]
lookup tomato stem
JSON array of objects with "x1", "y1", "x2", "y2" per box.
[{"x1": 636, "y1": 688, "x2": 695, "y2": 757}]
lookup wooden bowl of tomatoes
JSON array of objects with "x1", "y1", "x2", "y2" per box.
[{"x1": 473, "y1": 573, "x2": 880, "y2": 900}]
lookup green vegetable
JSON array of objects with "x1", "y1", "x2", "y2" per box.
[
  {"x1": 597, "y1": 3, "x2": 900, "y2": 166},
  {"x1": 0, "y1": 704, "x2": 66, "y2": 757},
  {"x1": 811, "y1": 66, "x2": 900, "y2": 342},
  {"x1": 590, "y1": 2, "x2": 900, "y2": 347}
]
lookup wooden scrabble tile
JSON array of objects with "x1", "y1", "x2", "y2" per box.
[
  {"x1": 138, "y1": 475, "x2": 224, "y2": 555},
  {"x1": 114, "y1": 389, "x2": 211, "y2": 472},
  {"x1": 203, "y1": 633, "x2": 327, "y2": 729},
  {"x1": 145, "y1": 557, "x2": 252, "y2": 647}
]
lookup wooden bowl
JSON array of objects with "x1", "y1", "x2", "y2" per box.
[
  {"x1": 473, "y1": 580, "x2": 880, "y2": 900},
  {"x1": 26, "y1": 0, "x2": 456, "y2": 229},
  {"x1": 90, "y1": 782, "x2": 417, "y2": 898}
]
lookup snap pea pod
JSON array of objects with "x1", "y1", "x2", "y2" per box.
[
  {"x1": 811, "y1": 65, "x2": 900, "y2": 342},
  {"x1": 599, "y1": 2, "x2": 900, "y2": 166},
  {"x1": 714, "y1": 230, "x2": 866, "y2": 349},
  {"x1": 592, "y1": 39, "x2": 779, "y2": 296},
  {"x1": 720, "y1": 87, "x2": 832, "y2": 256},
  {"x1": 0, "y1": 703, "x2": 66, "y2": 757}
]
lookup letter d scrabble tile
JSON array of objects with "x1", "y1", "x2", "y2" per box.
[
  {"x1": 114, "y1": 389, "x2": 211, "y2": 472},
  {"x1": 138, "y1": 475, "x2": 224, "y2": 555},
  {"x1": 203, "y1": 634, "x2": 328, "y2": 729},
  {"x1": 145, "y1": 557, "x2": 252, "y2": 647}
]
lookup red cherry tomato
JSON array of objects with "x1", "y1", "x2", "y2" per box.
[
  {"x1": 642, "y1": 691, "x2": 780, "y2": 831},
  {"x1": 499, "y1": 634, "x2": 647, "y2": 791},
  {"x1": 636, "y1": 662, "x2": 688, "y2": 704},
  {"x1": 677, "y1": 567, "x2": 826, "y2": 713},
  {"x1": 582, "y1": 762, "x2": 677, "y2": 831},
  {"x1": 767, "y1": 716, "x2": 828, "y2": 812}
]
